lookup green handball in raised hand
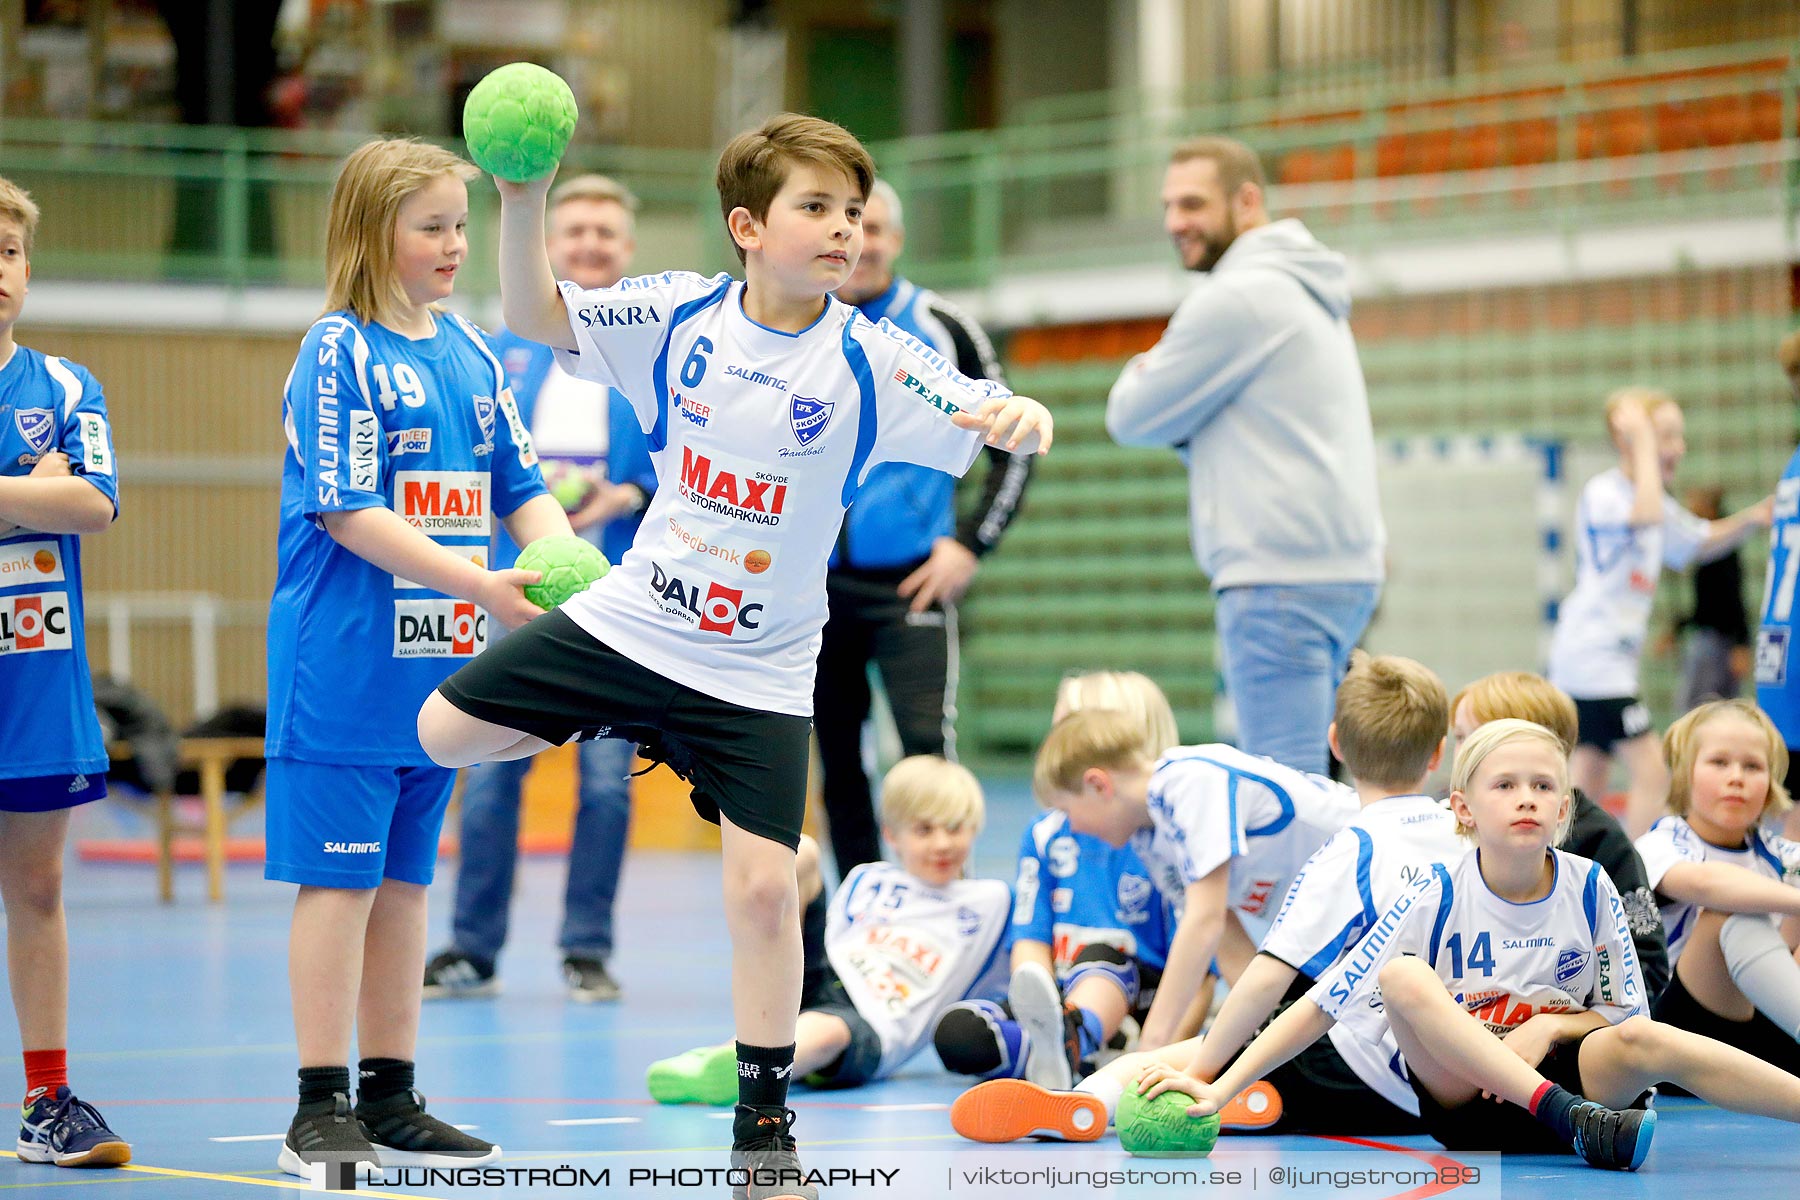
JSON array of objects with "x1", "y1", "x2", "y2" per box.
[{"x1": 462, "y1": 62, "x2": 577, "y2": 182}]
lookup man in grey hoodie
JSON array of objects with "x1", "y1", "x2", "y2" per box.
[{"x1": 1107, "y1": 137, "x2": 1384, "y2": 777}]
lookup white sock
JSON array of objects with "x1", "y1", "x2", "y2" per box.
[
  {"x1": 1719, "y1": 912, "x2": 1800, "y2": 1040},
  {"x1": 1076, "y1": 1073, "x2": 1125, "y2": 1125}
]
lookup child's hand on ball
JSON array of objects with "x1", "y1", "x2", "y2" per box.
[{"x1": 476, "y1": 568, "x2": 549, "y2": 630}]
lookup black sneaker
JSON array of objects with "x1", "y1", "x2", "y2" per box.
[
  {"x1": 356, "y1": 1088, "x2": 500, "y2": 1168},
  {"x1": 277, "y1": 1094, "x2": 380, "y2": 1181},
  {"x1": 563, "y1": 955, "x2": 621, "y2": 1002},
  {"x1": 1568, "y1": 1100, "x2": 1655, "y2": 1171},
  {"x1": 422, "y1": 949, "x2": 498, "y2": 999},
  {"x1": 730, "y1": 1106, "x2": 818, "y2": 1200}
]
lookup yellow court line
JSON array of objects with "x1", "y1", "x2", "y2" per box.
[{"x1": 2, "y1": 1151, "x2": 427, "y2": 1199}]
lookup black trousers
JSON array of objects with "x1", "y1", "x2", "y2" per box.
[{"x1": 813, "y1": 565, "x2": 957, "y2": 874}]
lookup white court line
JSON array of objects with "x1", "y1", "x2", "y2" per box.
[
  {"x1": 208, "y1": 1133, "x2": 286, "y2": 1143},
  {"x1": 859, "y1": 1103, "x2": 948, "y2": 1112},
  {"x1": 707, "y1": 1112, "x2": 735, "y2": 1120},
  {"x1": 547, "y1": 1117, "x2": 642, "y2": 1127}
]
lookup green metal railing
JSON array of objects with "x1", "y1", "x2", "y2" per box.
[
  {"x1": 955, "y1": 310, "x2": 1793, "y2": 764},
  {"x1": 3, "y1": 39, "x2": 1797, "y2": 295}
]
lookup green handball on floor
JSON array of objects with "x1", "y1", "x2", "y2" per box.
[
  {"x1": 516, "y1": 534, "x2": 608, "y2": 611},
  {"x1": 462, "y1": 62, "x2": 577, "y2": 181},
  {"x1": 1117, "y1": 1086, "x2": 1221, "y2": 1158}
]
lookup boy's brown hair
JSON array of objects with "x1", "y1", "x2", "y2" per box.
[
  {"x1": 1169, "y1": 136, "x2": 1268, "y2": 195},
  {"x1": 1333, "y1": 652, "x2": 1449, "y2": 789},
  {"x1": 0, "y1": 176, "x2": 41, "y2": 255},
  {"x1": 1664, "y1": 699, "x2": 1793, "y2": 818},
  {"x1": 715, "y1": 113, "x2": 874, "y2": 265},
  {"x1": 1451, "y1": 671, "x2": 1579, "y2": 751},
  {"x1": 1033, "y1": 709, "x2": 1156, "y2": 805}
]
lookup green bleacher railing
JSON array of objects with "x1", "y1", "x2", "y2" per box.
[
  {"x1": 957, "y1": 313, "x2": 1792, "y2": 764},
  {"x1": 3, "y1": 38, "x2": 1797, "y2": 295}
]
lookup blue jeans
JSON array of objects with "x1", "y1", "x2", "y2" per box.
[
  {"x1": 449, "y1": 737, "x2": 635, "y2": 966},
  {"x1": 1214, "y1": 582, "x2": 1381, "y2": 777}
]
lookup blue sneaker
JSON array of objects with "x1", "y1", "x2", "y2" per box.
[{"x1": 16, "y1": 1087, "x2": 131, "y2": 1168}]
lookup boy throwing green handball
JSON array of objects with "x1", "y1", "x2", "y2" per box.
[
  {"x1": 462, "y1": 63, "x2": 577, "y2": 182},
  {"x1": 516, "y1": 534, "x2": 608, "y2": 610}
]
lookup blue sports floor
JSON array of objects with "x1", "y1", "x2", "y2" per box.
[{"x1": 0, "y1": 779, "x2": 1788, "y2": 1197}]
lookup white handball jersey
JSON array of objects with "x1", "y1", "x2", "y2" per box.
[
  {"x1": 1258, "y1": 794, "x2": 1466, "y2": 1114},
  {"x1": 1310, "y1": 848, "x2": 1647, "y2": 1104},
  {"x1": 555, "y1": 272, "x2": 1000, "y2": 715},
  {"x1": 825, "y1": 862, "x2": 1011, "y2": 1079},
  {"x1": 1130, "y1": 744, "x2": 1359, "y2": 923},
  {"x1": 1636, "y1": 815, "x2": 1800, "y2": 963},
  {"x1": 1548, "y1": 468, "x2": 1709, "y2": 699}
]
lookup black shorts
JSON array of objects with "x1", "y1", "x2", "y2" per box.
[
  {"x1": 1230, "y1": 975, "x2": 1422, "y2": 1136},
  {"x1": 1653, "y1": 967, "x2": 1800, "y2": 1077},
  {"x1": 1573, "y1": 696, "x2": 1654, "y2": 751},
  {"x1": 436, "y1": 609, "x2": 812, "y2": 850},
  {"x1": 1260, "y1": 1035, "x2": 1423, "y2": 1136},
  {"x1": 799, "y1": 965, "x2": 886, "y2": 1087},
  {"x1": 1410, "y1": 1030, "x2": 1646, "y2": 1153}
]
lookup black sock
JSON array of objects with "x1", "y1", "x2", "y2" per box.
[
  {"x1": 297, "y1": 1066, "x2": 351, "y2": 1113},
  {"x1": 799, "y1": 889, "x2": 829, "y2": 1000},
  {"x1": 1529, "y1": 1082, "x2": 1581, "y2": 1142},
  {"x1": 357, "y1": 1058, "x2": 415, "y2": 1107},
  {"x1": 734, "y1": 1041, "x2": 795, "y2": 1114}
]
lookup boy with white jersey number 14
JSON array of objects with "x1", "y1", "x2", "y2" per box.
[{"x1": 417, "y1": 113, "x2": 1052, "y2": 1200}]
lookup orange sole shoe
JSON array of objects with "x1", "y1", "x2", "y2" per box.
[
  {"x1": 950, "y1": 1079, "x2": 1107, "y2": 1143},
  {"x1": 1217, "y1": 1080, "x2": 1283, "y2": 1131}
]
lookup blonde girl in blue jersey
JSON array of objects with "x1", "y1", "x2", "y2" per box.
[
  {"x1": 1140, "y1": 719, "x2": 1800, "y2": 1170},
  {"x1": 267, "y1": 139, "x2": 570, "y2": 1180}
]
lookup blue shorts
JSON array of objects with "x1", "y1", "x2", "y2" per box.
[
  {"x1": 0, "y1": 772, "x2": 108, "y2": 813},
  {"x1": 263, "y1": 759, "x2": 456, "y2": 888}
]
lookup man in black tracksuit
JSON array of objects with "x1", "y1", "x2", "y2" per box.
[{"x1": 818, "y1": 179, "x2": 1035, "y2": 874}]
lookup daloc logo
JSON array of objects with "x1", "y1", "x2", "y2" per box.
[
  {"x1": 13, "y1": 409, "x2": 54, "y2": 457},
  {"x1": 789, "y1": 395, "x2": 834, "y2": 447}
]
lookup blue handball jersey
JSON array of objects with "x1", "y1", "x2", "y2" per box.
[
  {"x1": 1009, "y1": 810, "x2": 1175, "y2": 974},
  {"x1": 267, "y1": 311, "x2": 544, "y2": 765},
  {"x1": 1757, "y1": 448, "x2": 1800, "y2": 745},
  {"x1": 0, "y1": 347, "x2": 118, "y2": 779}
]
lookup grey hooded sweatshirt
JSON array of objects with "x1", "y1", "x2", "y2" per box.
[{"x1": 1107, "y1": 218, "x2": 1386, "y2": 591}]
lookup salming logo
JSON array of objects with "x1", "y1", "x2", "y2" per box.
[{"x1": 323, "y1": 841, "x2": 382, "y2": 854}]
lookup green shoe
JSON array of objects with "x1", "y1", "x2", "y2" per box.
[
  {"x1": 646, "y1": 1045, "x2": 738, "y2": 1106},
  {"x1": 1117, "y1": 1087, "x2": 1220, "y2": 1158}
]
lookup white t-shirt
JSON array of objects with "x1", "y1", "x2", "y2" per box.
[
  {"x1": 555, "y1": 272, "x2": 1000, "y2": 715},
  {"x1": 824, "y1": 861, "x2": 1011, "y2": 1079},
  {"x1": 1310, "y1": 848, "x2": 1647, "y2": 1103},
  {"x1": 1258, "y1": 794, "x2": 1467, "y2": 1114},
  {"x1": 1129, "y1": 744, "x2": 1359, "y2": 923},
  {"x1": 1635, "y1": 815, "x2": 1800, "y2": 963},
  {"x1": 1548, "y1": 468, "x2": 1709, "y2": 698}
]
